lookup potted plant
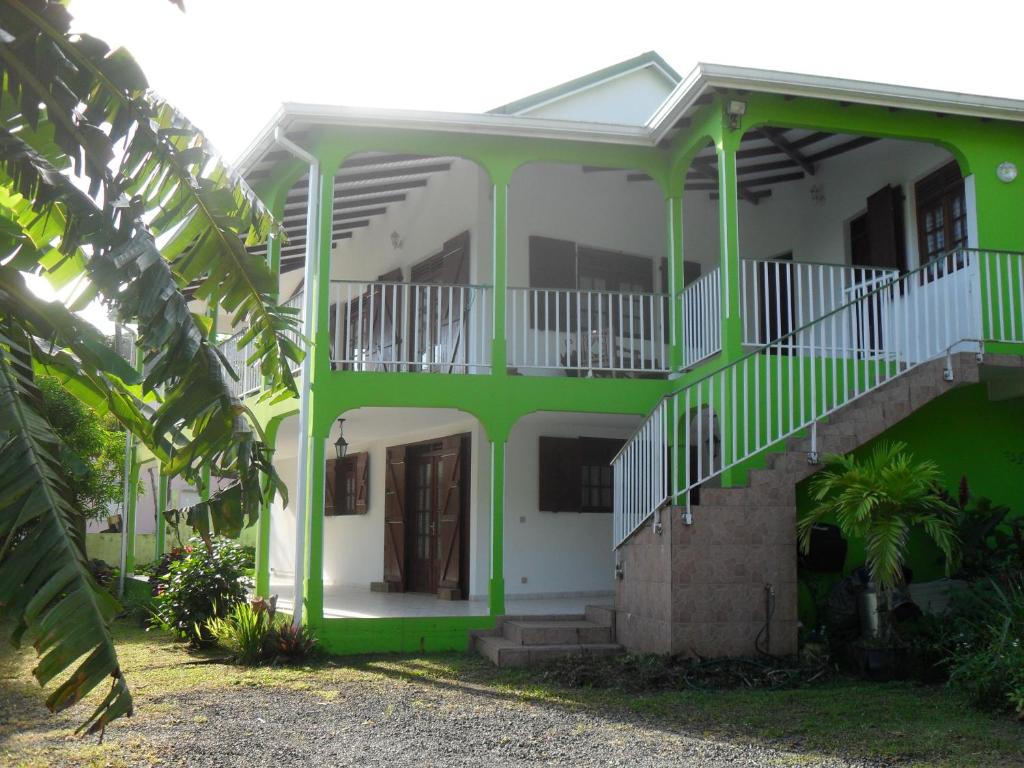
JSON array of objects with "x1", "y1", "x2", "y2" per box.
[{"x1": 798, "y1": 441, "x2": 959, "y2": 678}]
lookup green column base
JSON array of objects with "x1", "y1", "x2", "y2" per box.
[{"x1": 488, "y1": 577, "x2": 505, "y2": 616}]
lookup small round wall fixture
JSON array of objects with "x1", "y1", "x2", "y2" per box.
[{"x1": 997, "y1": 161, "x2": 1018, "y2": 183}]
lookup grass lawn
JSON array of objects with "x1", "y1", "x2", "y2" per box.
[{"x1": 1, "y1": 619, "x2": 1021, "y2": 767}]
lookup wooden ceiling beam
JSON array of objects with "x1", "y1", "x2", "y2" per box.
[
  {"x1": 806, "y1": 136, "x2": 878, "y2": 163},
  {"x1": 334, "y1": 161, "x2": 451, "y2": 185},
  {"x1": 757, "y1": 128, "x2": 815, "y2": 176},
  {"x1": 689, "y1": 157, "x2": 762, "y2": 205}
]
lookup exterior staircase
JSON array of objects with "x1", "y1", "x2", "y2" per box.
[
  {"x1": 614, "y1": 352, "x2": 1024, "y2": 658},
  {"x1": 473, "y1": 605, "x2": 621, "y2": 667}
]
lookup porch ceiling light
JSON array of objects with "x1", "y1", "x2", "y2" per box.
[{"x1": 333, "y1": 418, "x2": 349, "y2": 460}]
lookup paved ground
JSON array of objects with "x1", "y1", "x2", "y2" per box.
[{"x1": 123, "y1": 678, "x2": 879, "y2": 768}]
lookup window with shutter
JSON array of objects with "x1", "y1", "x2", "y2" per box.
[
  {"x1": 328, "y1": 452, "x2": 369, "y2": 515},
  {"x1": 538, "y1": 435, "x2": 624, "y2": 513},
  {"x1": 915, "y1": 161, "x2": 967, "y2": 273}
]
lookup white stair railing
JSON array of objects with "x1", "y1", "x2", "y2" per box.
[
  {"x1": 613, "y1": 249, "x2": 1020, "y2": 548},
  {"x1": 507, "y1": 287, "x2": 669, "y2": 375},
  {"x1": 331, "y1": 280, "x2": 492, "y2": 373}
]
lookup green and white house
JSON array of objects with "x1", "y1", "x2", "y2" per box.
[{"x1": 122, "y1": 52, "x2": 1024, "y2": 659}]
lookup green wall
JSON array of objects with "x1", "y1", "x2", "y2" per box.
[{"x1": 796, "y1": 384, "x2": 1024, "y2": 625}]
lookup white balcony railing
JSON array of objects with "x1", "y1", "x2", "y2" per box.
[
  {"x1": 507, "y1": 288, "x2": 669, "y2": 375},
  {"x1": 680, "y1": 269, "x2": 721, "y2": 368},
  {"x1": 219, "y1": 290, "x2": 304, "y2": 399},
  {"x1": 740, "y1": 259, "x2": 898, "y2": 351},
  {"x1": 330, "y1": 280, "x2": 492, "y2": 373}
]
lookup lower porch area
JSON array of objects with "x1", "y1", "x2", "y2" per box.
[{"x1": 270, "y1": 577, "x2": 609, "y2": 619}]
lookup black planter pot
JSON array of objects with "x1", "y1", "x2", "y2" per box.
[{"x1": 854, "y1": 644, "x2": 910, "y2": 682}]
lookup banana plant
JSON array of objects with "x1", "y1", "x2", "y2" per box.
[{"x1": 0, "y1": 0, "x2": 301, "y2": 734}]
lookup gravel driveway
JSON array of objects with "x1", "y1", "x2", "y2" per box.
[{"x1": 122, "y1": 677, "x2": 881, "y2": 768}]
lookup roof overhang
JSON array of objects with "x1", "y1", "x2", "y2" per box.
[
  {"x1": 236, "y1": 63, "x2": 1024, "y2": 177},
  {"x1": 648, "y1": 63, "x2": 1024, "y2": 143},
  {"x1": 235, "y1": 104, "x2": 651, "y2": 177}
]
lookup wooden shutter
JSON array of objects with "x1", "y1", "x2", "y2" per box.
[
  {"x1": 538, "y1": 436, "x2": 582, "y2": 512},
  {"x1": 528, "y1": 236, "x2": 577, "y2": 331},
  {"x1": 436, "y1": 435, "x2": 464, "y2": 593},
  {"x1": 411, "y1": 231, "x2": 470, "y2": 285},
  {"x1": 865, "y1": 185, "x2": 907, "y2": 272},
  {"x1": 324, "y1": 458, "x2": 339, "y2": 516},
  {"x1": 353, "y1": 452, "x2": 369, "y2": 514},
  {"x1": 382, "y1": 445, "x2": 407, "y2": 590}
]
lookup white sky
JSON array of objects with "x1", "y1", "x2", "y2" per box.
[{"x1": 70, "y1": 0, "x2": 1024, "y2": 162}]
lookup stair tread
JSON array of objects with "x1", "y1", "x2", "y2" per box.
[
  {"x1": 480, "y1": 636, "x2": 621, "y2": 652},
  {"x1": 504, "y1": 619, "x2": 604, "y2": 629}
]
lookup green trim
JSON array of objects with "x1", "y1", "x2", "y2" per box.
[
  {"x1": 316, "y1": 615, "x2": 494, "y2": 655},
  {"x1": 489, "y1": 440, "x2": 506, "y2": 616},
  {"x1": 488, "y1": 51, "x2": 680, "y2": 116}
]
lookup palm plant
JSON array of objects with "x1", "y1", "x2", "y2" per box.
[
  {"x1": 799, "y1": 441, "x2": 959, "y2": 593},
  {"x1": 0, "y1": 1, "x2": 301, "y2": 735}
]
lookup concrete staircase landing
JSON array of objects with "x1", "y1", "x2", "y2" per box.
[{"x1": 473, "y1": 605, "x2": 621, "y2": 667}]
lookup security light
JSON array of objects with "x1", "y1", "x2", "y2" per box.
[{"x1": 726, "y1": 99, "x2": 747, "y2": 130}]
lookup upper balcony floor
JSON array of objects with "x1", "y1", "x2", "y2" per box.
[{"x1": 212, "y1": 91, "x2": 1024, "y2": 404}]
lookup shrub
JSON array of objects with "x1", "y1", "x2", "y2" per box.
[
  {"x1": 151, "y1": 537, "x2": 250, "y2": 645},
  {"x1": 947, "y1": 578, "x2": 1024, "y2": 717},
  {"x1": 207, "y1": 600, "x2": 277, "y2": 665},
  {"x1": 274, "y1": 621, "x2": 317, "y2": 662}
]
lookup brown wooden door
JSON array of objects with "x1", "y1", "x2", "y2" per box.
[
  {"x1": 436, "y1": 436, "x2": 465, "y2": 595},
  {"x1": 407, "y1": 445, "x2": 443, "y2": 593},
  {"x1": 382, "y1": 446, "x2": 407, "y2": 591}
]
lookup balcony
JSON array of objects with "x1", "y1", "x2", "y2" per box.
[
  {"x1": 328, "y1": 280, "x2": 492, "y2": 373},
  {"x1": 507, "y1": 287, "x2": 670, "y2": 377}
]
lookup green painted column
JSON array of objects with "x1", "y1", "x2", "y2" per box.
[
  {"x1": 667, "y1": 195, "x2": 684, "y2": 371},
  {"x1": 255, "y1": 434, "x2": 277, "y2": 599},
  {"x1": 717, "y1": 122, "x2": 744, "y2": 489},
  {"x1": 301, "y1": 158, "x2": 338, "y2": 629},
  {"x1": 716, "y1": 128, "x2": 744, "y2": 362},
  {"x1": 154, "y1": 470, "x2": 168, "y2": 560},
  {"x1": 488, "y1": 439, "x2": 506, "y2": 616},
  {"x1": 490, "y1": 178, "x2": 509, "y2": 377}
]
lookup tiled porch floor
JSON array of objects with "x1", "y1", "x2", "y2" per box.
[{"x1": 268, "y1": 578, "x2": 611, "y2": 619}]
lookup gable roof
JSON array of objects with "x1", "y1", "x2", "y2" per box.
[{"x1": 488, "y1": 51, "x2": 681, "y2": 116}]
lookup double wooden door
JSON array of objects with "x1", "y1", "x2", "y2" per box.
[{"x1": 383, "y1": 434, "x2": 468, "y2": 597}]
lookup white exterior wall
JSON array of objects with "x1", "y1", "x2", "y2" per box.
[
  {"x1": 269, "y1": 412, "x2": 492, "y2": 600},
  {"x1": 522, "y1": 67, "x2": 675, "y2": 126},
  {"x1": 504, "y1": 413, "x2": 641, "y2": 597},
  {"x1": 508, "y1": 162, "x2": 666, "y2": 289},
  {"x1": 333, "y1": 159, "x2": 491, "y2": 284},
  {"x1": 278, "y1": 158, "x2": 491, "y2": 302},
  {"x1": 738, "y1": 139, "x2": 954, "y2": 268}
]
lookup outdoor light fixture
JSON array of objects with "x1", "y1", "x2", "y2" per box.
[
  {"x1": 997, "y1": 161, "x2": 1018, "y2": 183},
  {"x1": 333, "y1": 418, "x2": 348, "y2": 460},
  {"x1": 390, "y1": 230, "x2": 404, "y2": 250},
  {"x1": 727, "y1": 99, "x2": 747, "y2": 130}
]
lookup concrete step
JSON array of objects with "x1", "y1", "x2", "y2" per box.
[
  {"x1": 476, "y1": 635, "x2": 622, "y2": 668},
  {"x1": 585, "y1": 604, "x2": 615, "y2": 628},
  {"x1": 503, "y1": 619, "x2": 612, "y2": 646}
]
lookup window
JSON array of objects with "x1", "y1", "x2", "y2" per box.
[
  {"x1": 915, "y1": 161, "x2": 967, "y2": 265},
  {"x1": 324, "y1": 452, "x2": 369, "y2": 515},
  {"x1": 527, "y1": 236, "x2": 655, "y2": 335},
  {"x1": 538, "y1": 436, "x2": 624, "y2": 513}
]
